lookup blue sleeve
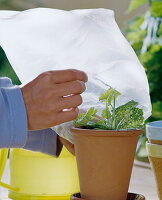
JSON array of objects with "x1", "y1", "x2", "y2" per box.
[
  {"x1": 0, "y1": 77, "x2": 27, "y2": 148},
  {"x1": 0, "y1": 77, "x2": 63, "y2": 157},
  {"x1": 24, "y1": 129, "x2": 63, "y2": 157}
]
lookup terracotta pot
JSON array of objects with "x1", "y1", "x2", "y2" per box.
[
  {"x1": 71, "y1": 192, "x2": 145, "y2": 200},
  {"x1": 71, "y1": 128, "x2": 142, "y2": 200}
]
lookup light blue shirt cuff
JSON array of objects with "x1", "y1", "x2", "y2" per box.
[{"x1": 23, "y1": 129, "x2": 63, "y2": 157}]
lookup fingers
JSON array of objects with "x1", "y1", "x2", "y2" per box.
[
  {"x1": 50, "y1": 69, "x2": 88, "y2": 83},
  {"x1": 57, "y1": 80, "x2": 86, "y2": 97},
  {"x1": 23, "y1": 69, "x2": 88, "y2": 130},
  {"x1": 67, "y1": 107, "x2": 79, "y2": 112},
  {"x1": 57, "y1": 95, "x2": 83, "y2": 111},
  {"x1": 55, "y1": 108, "x2": 79, "y2": 125}
]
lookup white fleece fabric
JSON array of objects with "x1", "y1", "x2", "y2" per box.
[{"x1": 0, "y1": 8, "x2": 151, "y2": 143}]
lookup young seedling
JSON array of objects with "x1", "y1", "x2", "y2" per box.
[{"x1": 74, "y1": 87, "x2": 144, "y2": 130}]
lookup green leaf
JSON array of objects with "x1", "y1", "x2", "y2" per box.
[
  {"x1": 127, "y1": 30, "x2": 146, "y2": 51},
  {"x1": 152, "y1": 101, "x2": 162, "y2": 120},
  {"x1": 0, "y1": 47, "x2": 21, "y2": 85},
  {"x1": 73, "y1": 113, "x2": 86, "y2": 127},
  {"x1": 101, "y1": 108, "x2": 111, "y2": 119},
  {"x1": 99, "y1": 88, "x2": 112, "y2": 101},
  {"x1": 85, "y1": 120, "x2": 108, "y2": 130},
  {"x1": 124, "y1": 15, "x2": 145, "y2": 34},
  {"x1": 73, "y1": 107, "x2": 98, "y2": 128},
  {"x1": 151, "y1": 1, "x2": 162, "y2": 17},
  {"x1": 99, "y1": 87, "x2": 120, "y2": 103},
  {"x1": 128, "y1": 15, "x2": 145, "y2": 31},
  {"x1": 115, "y1": 101, "x2": 144, "y2": 129},
  {"x1": 128, "y1": 0, "x2": 148, "y2": 12},
  {"x1": 86, "y1": 107, "x2": 97, "y2": 118},
  {"x1": 73, "y1": 89, "x2": 145, "y2": 130},
  {"x1": 150, "y1": 43, "x2": 161, "y2": 53},
  {"x1": 157, "y1": 23, "x2": 162, "y2": 37}
]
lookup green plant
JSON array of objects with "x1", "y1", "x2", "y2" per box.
[{"x1": 74, "y1": 87, "x2": 144, "y2": 130}]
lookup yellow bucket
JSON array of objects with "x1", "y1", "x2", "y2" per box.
[{"x1": 0, "y1": 147, "x2": 80, "y2": 200}]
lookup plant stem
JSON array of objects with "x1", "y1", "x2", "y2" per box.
[
  {"x1": 106, "y1": 98, "x2": 110, "y2": 127},
  {"x1": 113, "y1": 95, "x2": 116, "y2": 129}
]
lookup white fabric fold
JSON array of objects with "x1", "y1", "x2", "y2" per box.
[{"x1": 0, "y1": 8, "x2": 152, "y2": 143}]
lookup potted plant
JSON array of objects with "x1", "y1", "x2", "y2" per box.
[{"x1": 70, "y1": 88, "x2": 145, "y2": 200}]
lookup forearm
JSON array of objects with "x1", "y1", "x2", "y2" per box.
[{"x1": 0, "y1": 78, "x2": 63, "y2": 156}]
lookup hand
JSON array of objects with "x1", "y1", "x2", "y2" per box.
[
  {"x1": 21, "y1": 69, "x2": 88, "y2": 130},
  {"x1": 58, "y1": 136, "x2": 75, "y2": 155}
]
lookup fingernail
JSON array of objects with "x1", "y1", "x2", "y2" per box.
[
  {"x1": 81, "y1": 81, "x2": 86, "y2": 92},
  {"x1": 75, "y1": 107, "x2": 79, "y2": 113}
]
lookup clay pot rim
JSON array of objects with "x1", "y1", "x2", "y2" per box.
[{"x1": 71, "y1": 127, "x2": 142, "y2": 137}]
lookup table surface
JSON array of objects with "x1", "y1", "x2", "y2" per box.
[
  {"x1": 0, "y1": 160, "x2": 158, "y2": 200},
  {"x1": 129, "y1": 161, "x2": 158, "y2": 200}
]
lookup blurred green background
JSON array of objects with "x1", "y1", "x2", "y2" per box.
[
  {"x1": 125, "y1": 0, "x2": 162, "y2": 160},
  {"x1": 125, "y1": 0, "x2": 162, "y2": 122},
  {"x1": 0, "y1": 0, "x2": 162, "y2": 159}
]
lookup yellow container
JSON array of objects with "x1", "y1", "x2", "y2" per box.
[
  {"x1": 146, "y1": 142, "x2": 162, "y2": 200},
  {"x1": 0, "y1": 147, "x2": 80, "y2": 200}
]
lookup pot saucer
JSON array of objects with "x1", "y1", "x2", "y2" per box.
[{"x1": 71, "y1": 192, "x2": 145, "y2": 200}]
